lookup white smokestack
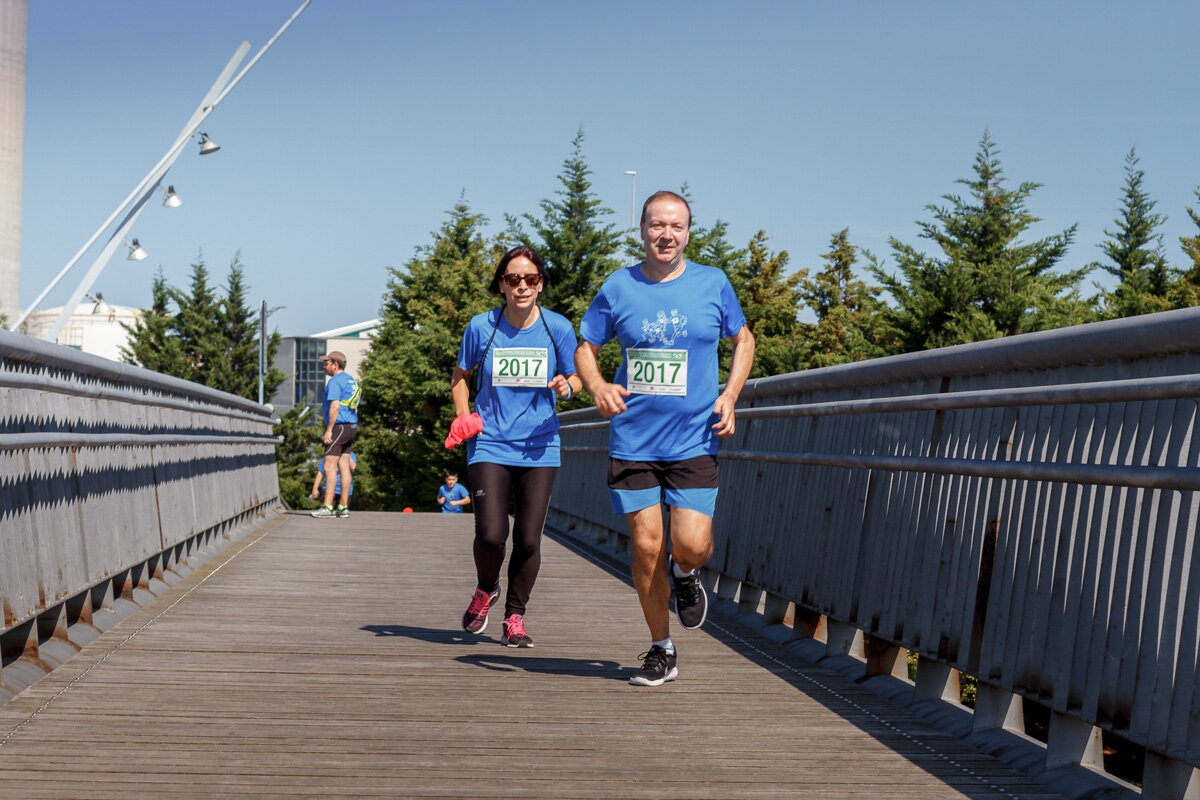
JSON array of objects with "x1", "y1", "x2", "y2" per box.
[{"x1": 0, "y1": 0, "x2": 26, "y2": 325}]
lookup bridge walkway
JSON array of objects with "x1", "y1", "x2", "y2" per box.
[{"x1": 0, "y1": 512, "x2": 1063, "y2": 799}]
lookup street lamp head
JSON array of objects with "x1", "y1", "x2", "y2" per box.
[
  {"x1": 159, "y1": 184, "x2": 184, "y2": 208},
  {"x1": 624, "y1": 170, "x2": 636, "y2": 176},
  {"x1": 125, "y1": 238, "x2": 149, "y2": 261},
  {"x1": 197, "y1": 132, "x2": 220, "y2": 155}
]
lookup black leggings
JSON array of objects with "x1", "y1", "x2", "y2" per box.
[{"x1": 468, "y1": 462, "x2": 557, "y2": 618}]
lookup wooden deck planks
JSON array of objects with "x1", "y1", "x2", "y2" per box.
[{"x1": 0, "y1": 511, "x2": 1064, "y2": 799}]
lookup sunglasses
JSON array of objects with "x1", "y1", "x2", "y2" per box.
[{"x1": 501, "y1": 273, "x2": 542, "y2": 288}]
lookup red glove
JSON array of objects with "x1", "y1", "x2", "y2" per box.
[{"x1": 444, "y1": 413, "x2": 484, "y2": 449}]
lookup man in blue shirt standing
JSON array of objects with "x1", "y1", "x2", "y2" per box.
[
  {"x1": 311, "y1": 350, "x2": 361, "y2": 519},
  {"x1": 576, "y1": 191, "x2": 756, "y2": 687},
  {"x1": 437, "y1": 471, "x2": 471, "y2": 513}
]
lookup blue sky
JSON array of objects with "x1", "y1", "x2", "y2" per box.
[{"x1": 20, "y1": 1, "x2": 1200, "y2": 335}]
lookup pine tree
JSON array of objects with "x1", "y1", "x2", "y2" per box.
[
  {"x1": 801, "y1": 230, "x2": 896, "y2": 367},
  {"x1": 871, "y1": 131, "x2": 1085, "y2": 351},
  {"x1": 1094, "y1": 148, "x2": 1173, "y2": 318},
  {"x1": 506, "y1": 129, "x2": 624, "y2": 326},
  {"x1": 356, "y1": 201, "x2": 500, "y2": 511},
  {"x1": 727, "y1": 231, "x2": 808, "y2": 377},
  {"x1": 122, "y1": 256, "x2": 284, "y2": 402},
  {"x1": 1171, "y1": 186, "x2": 1200, "y2": 308},
  {"x1": 121, "y1": 268, "x2": 186, "y2": 375},
  {"x1": 207, "y1": 256, "x2": 285, "y2": 399}
]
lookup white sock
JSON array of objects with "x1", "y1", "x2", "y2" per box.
[
  {"x1": 672, "y1": 561, "x2": 694, "y2": 578},
  {"x1": 653, "y1": 637, "x2": 674, "y2": 653}
]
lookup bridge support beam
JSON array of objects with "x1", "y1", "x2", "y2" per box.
[
  {"x1": 865, "y1": 639, "x2": 908, "y2": 679},
  {"x1": 1143, "y1": 751, "x2": 1200, "y2": 800},
  {"x1": 972, "y1": 683, "x2": 1024, "y2": 732},
  {"x1": 1046, "y1": 710, "x2": 1104, "y2": 770},
  {"x1": 914, "y1": 655, "x2": 960, "y2": 703}
]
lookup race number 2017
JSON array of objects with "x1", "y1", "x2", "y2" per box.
[
  {"x1": 491, "y1": 347, "x2": 549, "y2": 387},
  {"x1": 626, "y1": 348, "x2": 687, "y2": 396}
]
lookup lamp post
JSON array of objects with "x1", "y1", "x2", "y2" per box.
[
  {"x1": 13, "y1": 0, "x2": 310, "y2": 342},
  {"x1": 624, "y1": 170, "x2": 637, "y2": 266},
  {"x1": 623, "y1": 170, "x2": 637, "y2": 230}
]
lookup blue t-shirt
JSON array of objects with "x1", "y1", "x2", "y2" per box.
[
  {"x1": 456, "y1": 306, "x2": 578, "y2": 467},
  {"x1": 579, "y1": 262, "x2": 746, "y2": 461},
  {"x1": 438, "y1": 482, "x2": 470, "y2": 513},
  {"x1": 324, "y1": 371, "x2": 360, "y2": 425},
  {"x1": 318, "y1": 452, "x2": 356, "y2": 496}
]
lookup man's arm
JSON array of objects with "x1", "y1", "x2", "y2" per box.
[
  {"x1": 437, "y1": 489, "x2": 445, "y2": 506},
  {"x1": 712, "y1": 325, "x2": 756, "y2": 437},
  {"x1": 456, "y1": 490, "x2": 471, "y2": 507},
  {"x1": 574, "y1": 341, "x2": 630, "y2": 418},
  {"x1": 311, "y1": 470, "x2": 323, "y2": 499},
  {"x1": 323, "y1": 400, "x2": 341, "y2": 445}
]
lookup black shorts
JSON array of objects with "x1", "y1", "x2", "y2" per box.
[
  {"x1": 607, "y1": 455, "x2": 719, "y2": 516},
  {"x1": 324, "y1": 423, "x2": 357, "y2": 458}
]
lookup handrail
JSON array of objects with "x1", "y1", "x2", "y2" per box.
[{"x1": 0, "y1": 328, "x2": 274, "y2": 417}]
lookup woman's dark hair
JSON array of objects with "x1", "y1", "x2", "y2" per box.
[{"x1": 488, "y1": 245, "x2": 548, "y2": 296}]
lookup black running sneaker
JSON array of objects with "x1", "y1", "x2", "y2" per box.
[
  {"x1": 628, "y1": 645, "x2": 678, "y2": 687},
  {"x1": 670, "y1": 558, "x2": 708, "y2": 629}
]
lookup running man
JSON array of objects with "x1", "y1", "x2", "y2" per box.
[
  {"x1": 576, "y1": 191, "x2": 755, "y2": 686},
  {"x1": 311, "y1": 351, "x2": 361, "y2": 519},
  {"x1": 437, "y1": 470, "x2": 471, "y2": 513}
]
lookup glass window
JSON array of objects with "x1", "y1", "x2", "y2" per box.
[{"x1": 293, "y1": 339, "x2": 327, "y2": 408}]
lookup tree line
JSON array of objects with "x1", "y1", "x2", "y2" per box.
[{"x1": 122, "y1": 129, "x2": 1200, "y2": 511}]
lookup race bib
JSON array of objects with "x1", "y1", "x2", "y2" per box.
[
  {"x1": 491, "y1": 347, "x2": 549, "y2": 387},
  {"x1": 627, "y1": 348, "x2": 688, "y2": 396}
]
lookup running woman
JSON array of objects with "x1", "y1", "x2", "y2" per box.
[
  {"x1": 445, "y1": 245, "x2": 582, "y2": 647},
  {"x1": 576, "y1": 191, "x2": 755, "y2": 686}
]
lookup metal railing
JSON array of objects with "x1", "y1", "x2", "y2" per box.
[
  {"x1": 0, "y1": 329, "x2": 280, "y2": 699},
  {"x1": 552, "y1": 306, "x2": 1200, "y2": 799}
]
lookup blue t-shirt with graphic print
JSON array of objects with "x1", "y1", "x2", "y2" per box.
[
  {"x1": 438, "y1": 482, "x2": 470, "y2": 513},
  {"x1": 457, "y1": 306, "x2": 578, "y2": 467},
  {"x1": 579, "y1": 262, "x2": 746, "y2": 461},
  {"x1": 324, "y1": 371, "x2": 360, "y2": 425}
]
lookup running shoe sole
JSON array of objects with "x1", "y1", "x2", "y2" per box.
[
  {"x1": 629, "y1": 666, "x2": 678, "y2": 687},
  {"x1": 501, "y1": 635, "x2": 534, "y2": 648}
]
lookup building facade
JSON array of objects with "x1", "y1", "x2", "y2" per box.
[{"x1": 272, "y1": 319, "x2": 378, "y2": 412}]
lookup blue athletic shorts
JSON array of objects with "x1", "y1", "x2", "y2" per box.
[{"x1": 607, "y1": 455, "x2": 719, "y2": 517}]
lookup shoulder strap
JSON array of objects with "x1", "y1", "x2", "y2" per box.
[{"x1": 473, "y1": 307, "x2": 504, "y2": 394}]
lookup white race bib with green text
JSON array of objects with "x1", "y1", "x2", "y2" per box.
[
  {"x1": 626, "y1": 348, "x2": 688, "y2": 396},
  {"x1": 491, "y1": 347, "x2": 549, "y2": 387}
]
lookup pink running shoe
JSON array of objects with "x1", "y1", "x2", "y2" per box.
[
  {"x1": 462, "y1": 586, "x2": 500, "y2": 633},
  {"x1": 501, "y1": 614, "x2": 534, "y2": 648}
]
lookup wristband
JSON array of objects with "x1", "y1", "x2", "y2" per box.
[{"x1": 564, "y1": 382, "x2": 574, "y2": 401}]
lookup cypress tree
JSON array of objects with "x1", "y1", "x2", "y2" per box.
[
  {"x1": 1094, "y1": 148, "x2": 1173, "y2": 318},
  {"x1": 506, "y1": 128, "x2": 623, "y2": 327},
  {"x1": 356, "y1": 201, "x2": 500, "y2": 510},
  {"x1": 121, "y1": 268, "x2": 186, "y2": 376},
  {"x1": 801, "y1": 230, "x2": 896, "y2": 367},
  {"x1": 872, "y1": 131, "x2": 1086, "y2": 351},
  {"x1": 1171, "y1": 187, "x2": 1200, "y2": 308}
]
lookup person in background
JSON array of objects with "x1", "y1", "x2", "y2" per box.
[
  {"x1": 438, "y1": 470, "x2": 471, "y2": 513},
  {"x1": 312, "y1": 451, "x2": 357, "y2": 510},
  {"x1": 311, "y1": 350, "x2": 361, "y2": 519}
]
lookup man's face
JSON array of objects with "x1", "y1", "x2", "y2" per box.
[
  {"x1": 445, "y1": 475, "x2": 458, "y2": 488},
  {"x1": 640, "y1": 198, "x2": 691, "y2": 266},
  {"x1": 323, "y1": 358, "x2": 337, "y2": 376}
]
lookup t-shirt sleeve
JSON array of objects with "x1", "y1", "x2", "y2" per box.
[
  {"x1": 324, "y1": 376, "x2": 337, "y2": 404},
  {"x1": 579, "y1": 288, "x2": 614, "y2": 347},
  {"x1": 551, "y1": 317, "x2": 579, "y2": 376},
  {"x1": 457, "y1": 318, "x2": 479, "y2": 372},
  {"x1": 719, "y1": 275, "x2": 748, "y2": 338}
]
